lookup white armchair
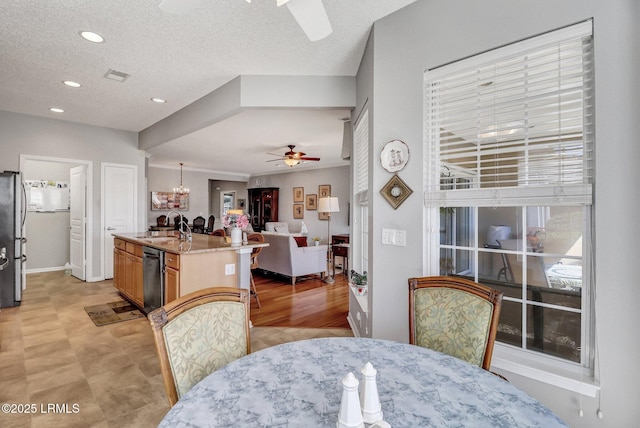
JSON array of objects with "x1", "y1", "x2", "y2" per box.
[{"x1": 259, "y1": 232, "x2": 327, "y2": 285}]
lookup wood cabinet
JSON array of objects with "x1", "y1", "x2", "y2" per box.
[
  {"x1": 248, "y1": 187, "x2": 279, "y2": 231},
  {"x1": 164, "y1": 252, "x2": 180, "y2": 305},
  {"x1": 113, "y1": 238, "x2": 143, "y2": 308}
]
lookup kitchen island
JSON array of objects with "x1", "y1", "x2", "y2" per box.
[{"x1": 112, "y1": 231, "x2": 267, "y2": 311}]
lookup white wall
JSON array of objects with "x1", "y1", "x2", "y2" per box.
[
  {"x1": 252, "y1": 166, "x2": 350, "y2": 242},
  {"x1": 0, "y1": 110, "x2": 145, "y2": 281},
  {"x1": 362, "y1": 0, "x2": 640, "y2": 425}
]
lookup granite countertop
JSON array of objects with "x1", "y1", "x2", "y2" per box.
[{"x1": 113, "y1": 231, "x2": 268, "y2": 255}]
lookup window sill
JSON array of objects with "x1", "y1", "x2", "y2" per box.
[{"x1": 491, "y1": 344, "x2": 600, "y2": 397}]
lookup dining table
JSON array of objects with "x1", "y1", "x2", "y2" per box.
[{"x1": 159, "y1": 337, "x2": 567, "y2": 427}]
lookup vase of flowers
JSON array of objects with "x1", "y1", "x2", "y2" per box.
[
  {"x1": 312, "y1": 236, "x2": 321, "y2": 246},
  {"x1": 223, "y1": 213, "x2": 249, "y2": 246}
]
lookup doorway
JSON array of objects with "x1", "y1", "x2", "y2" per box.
[
  {"x1": 19, "y1": 155, "x2": 93, "y2": 282},
  {"x1": 102, "y1": 163, "x2": 138, "y2": 279}
]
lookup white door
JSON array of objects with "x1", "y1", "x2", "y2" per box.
[
  {"x1": 103, "y1": 164, "x2": 137, "y2": 279},
  {"x1": 70, "y1": 165, "x2": 86, "y2": 280}
]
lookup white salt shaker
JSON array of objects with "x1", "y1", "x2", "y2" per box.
[
  {"x1": 337, "y1": 372, "x2": 364, "y2": 428},
  {"x1": 360, "y1": 362, "x2": 383, "y2": 424}
]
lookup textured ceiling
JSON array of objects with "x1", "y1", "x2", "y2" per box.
[{"x1": 0, "y1": 0, "x2": 416, "y2": 175}]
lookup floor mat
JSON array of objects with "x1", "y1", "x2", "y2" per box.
[{"x1": 84, "y1": 300, "x2": 145, "y2": 326}]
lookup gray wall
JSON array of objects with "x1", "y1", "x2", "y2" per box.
[
  {"x1": 147, "y1": 165, "x2": 247, "y2": 228},
  {"x1": 363, "y1": 0, "x2": 639, "y2": 426},
  {"x1": 0, "y1": 110, "x2": 145, "y2": 281},
  {"x1": 252, "y1": 166, "x2": 350, "y2": 242}
]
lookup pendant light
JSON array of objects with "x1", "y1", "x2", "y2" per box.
[{"x1": 174, "y1": 163, "x2": 190, "y2": 195}]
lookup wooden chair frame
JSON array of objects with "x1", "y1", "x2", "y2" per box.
[
  {"x1": 148, "y1": 287, "x2": 250, "y2": 406},
  {"x1": 247, "y1": 233, "x2": 264, "y2": 308},
  {"x1": 408, "y1": 276, "x2": 503, "y2": 370}
]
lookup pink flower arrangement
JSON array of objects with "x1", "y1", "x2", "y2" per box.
[{"x1": 223, "y1": 213, "x2": 249, "y2": 229}]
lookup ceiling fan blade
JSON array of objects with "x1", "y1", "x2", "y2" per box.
[
  {"x1": 159, "y1": 0, "x2": 206, "y2": 15},
  {"x1": 299, "y1": 157, "x2": 320, "y2": 161},
  {"x1": 285, "y1": 0, "x2": 333, "y2": 41}
]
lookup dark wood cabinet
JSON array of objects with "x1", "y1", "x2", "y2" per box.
[{"x1": 248, "y1": 187, "x2": 279, "y2": 231}]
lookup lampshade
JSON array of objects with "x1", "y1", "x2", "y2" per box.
[
  {"x1": 284, "y1": 158, "x2": 300, "y2": 167},
  {"x1": 318, "y1": 197, "x2": 339, "y2": 213}
]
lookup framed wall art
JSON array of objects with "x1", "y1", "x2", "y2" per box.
[
  {"x1": 318, "y1": 184, "x2": 331, "y2": 198},
  {"x1": 306, "y1": 194, "x2": 317, "y2": 210},
  {"x1": 293, "y1": 187, "x2": 304, "y2": 202},
  {"x1": 151, "y1": 191, "x2": 189, "y2": 211},
  {"x1": 380, "y1": 174, "x2": 413, "y2": 209},
  {"x1": 293, "y1": 203, "x2": 304, "y2": 219}
]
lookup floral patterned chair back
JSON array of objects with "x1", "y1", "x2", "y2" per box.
[
  {"x1": 148, "y1": 287, "x2": 250, "y2": 406},
  {"x1": 408, "y1": 276, "x2": 503, "y2": 370}
]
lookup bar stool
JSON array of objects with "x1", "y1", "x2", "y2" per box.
[{"x1": 247, "y1": 233, "x2": 264, "y2": 308}]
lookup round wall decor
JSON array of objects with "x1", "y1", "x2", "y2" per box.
[{"x1": 380, "y1": 139, "x2": 409, "y2": 173}]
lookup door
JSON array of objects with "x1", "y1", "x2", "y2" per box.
[
  {"x1": 103, "y1": 164, "x2": 137, "y2": 279},
  {"x1": 70, "y1": 165, "x2": 86, "y2": 280}
]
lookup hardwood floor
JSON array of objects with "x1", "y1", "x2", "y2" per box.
[
  {"x1": 250, "y1": 270, "x2": 350, "y2": 328},
  {"x1": 0, "y1": 270, "x2": 350, "y2": 427}
]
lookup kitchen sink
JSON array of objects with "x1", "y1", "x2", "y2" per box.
[{"x1": 139, "y1": 236, "x2": 179, "y2": 244}]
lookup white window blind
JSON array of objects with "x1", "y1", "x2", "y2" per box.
[
  {"x1": 354, "y1": 109, "x2": 369, "y2": 204},
  {"x1": 424, "y1": 21, "x2": 593, "y2": 207}
]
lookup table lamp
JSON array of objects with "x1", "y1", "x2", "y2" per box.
[{"x1": 318, "y1": 196, "x2": 339, "y2": 284}]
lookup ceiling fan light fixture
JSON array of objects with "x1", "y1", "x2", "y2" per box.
[{"x1": 284, "y1": 158, "x2": 300, "y2": 167}]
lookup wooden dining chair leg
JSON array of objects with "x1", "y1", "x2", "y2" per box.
[{"x1": 250, "y1": 272, "x2": 261, "y2": 308}]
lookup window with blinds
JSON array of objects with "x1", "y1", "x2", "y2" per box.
[
  {"x1": 423, "y1": 21, "x2": 595, "y2": 371},
  {"x1": 353, "y1": 109, "x2": 369, "y2": 203},
  {"x1": 424, "y1": 21, "x2": 593, "y2": 208}
]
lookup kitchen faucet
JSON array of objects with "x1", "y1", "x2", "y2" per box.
[{"x1": 167, "y1": 211, "x2": 192, "y2": 242}]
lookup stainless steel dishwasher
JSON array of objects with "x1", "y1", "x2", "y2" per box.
[{"x1": 143, "y1": 246, "x2": 165, "y2": 314}]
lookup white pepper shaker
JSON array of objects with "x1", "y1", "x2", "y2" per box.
[{"x1": 360, "y1": 362, "x2": 383, "y2": 424}]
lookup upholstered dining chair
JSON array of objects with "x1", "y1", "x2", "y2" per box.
[
  {"x1": 408, "y1": 276, "x2": 503, "y2": 371},
  {"x1": 206, "y1": 215, "x2": 215, "y2": 234},
  {"x1": 192, "y1": 216, "x2": 206, "y2": 234},
  {"x1": 211, "y1": 228, "x2": 226, "y2": 237},
  {"x1": 246, "y1": 233, "x2": 264, "y2": 308},
  {"x1": 148, "y1": 287, "x2": 251, "y2": 406},
  {"x1": 156, "y1": 214, "x2": 167, "y2": 227}
]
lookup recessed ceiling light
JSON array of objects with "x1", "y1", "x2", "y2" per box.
[
  {"x1": 63, "y1": 80, "x2": 82, "y2": 88},
  {"x1": 151, "y1": 98, "x2": 167, "y2": 103},
  {"x1": 49, "y1": 107, "x2": 64, "y2": 113},
  {"x1": 79, "y1": 31, "x2": 105, "y2": 43}
]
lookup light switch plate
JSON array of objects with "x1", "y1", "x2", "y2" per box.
[{"x1": 225, "y1": 264, "x2": 235, "y2": 275}]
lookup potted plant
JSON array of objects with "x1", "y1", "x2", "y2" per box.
[
  {"x1": 350, "y1": 270, "x2": 367, "y2": 296},
  {"x1": 312, "y1": 236, "x2": 321, "y2": 246}
]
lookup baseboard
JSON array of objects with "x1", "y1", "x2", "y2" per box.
[{"x1": 26, "y1": 266, "x2": 65, "y2": 274}]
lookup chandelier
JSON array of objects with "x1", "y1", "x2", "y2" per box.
[{"x1": 174, "y1": 163, "x2": 190, "y2": 195}]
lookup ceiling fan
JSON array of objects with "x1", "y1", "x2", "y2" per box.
[
  {"x1": 267, "y1": 145, "x2": 321, "y2": 167},
  {"x1": 159, "y1": 0, "x2": 333, "y2": 41}
]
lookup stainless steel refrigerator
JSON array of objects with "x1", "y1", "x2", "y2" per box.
[{"x1": 0, "y1": 171, "x2": 26, "y2": 308}]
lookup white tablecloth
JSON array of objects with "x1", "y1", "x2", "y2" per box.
[{"x1": 160, "y1": 337, "x2": 566, "y2": 427}]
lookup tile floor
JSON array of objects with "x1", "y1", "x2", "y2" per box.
[{"x1": 0, "y1": 272, "x2": 352, "y2": 428}]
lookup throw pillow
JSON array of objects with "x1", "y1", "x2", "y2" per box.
[{"x1": 293, "y1": 236, "x2": 308, "y2": 247}]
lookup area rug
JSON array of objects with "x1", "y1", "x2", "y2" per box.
[{"x1": 84, "y1": 301, "x2": 145, "y2": 327}]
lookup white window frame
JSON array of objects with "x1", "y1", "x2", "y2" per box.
[
  {"x1": 352, "y1": 107, "x2": 369, "y2": 276},
  {"x1": 423, "y1": 21, "x2": 598, "y2": 396}
]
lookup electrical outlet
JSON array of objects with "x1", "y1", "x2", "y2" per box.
[{"x1": 225, "y1": 264, "x2": 235, "y2": 275}]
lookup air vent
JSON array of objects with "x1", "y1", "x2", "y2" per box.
[{"x1": 103, "y1": 69, "x2": 130, "y2": 82}]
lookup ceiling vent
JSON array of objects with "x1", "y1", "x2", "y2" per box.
[{"x1": 103, "y1": 69, "x2": 130, "y2": 82}]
